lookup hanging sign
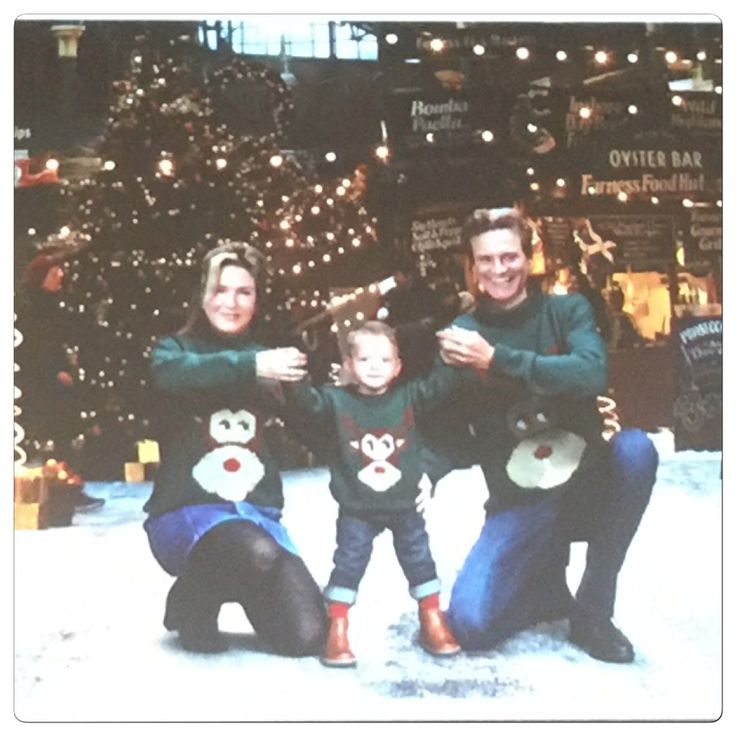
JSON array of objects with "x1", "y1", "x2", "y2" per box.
[
  {"x1": 670, "y1": 92, "x2": 722, "y2": 135},
  {"x1": 587, "y1": 214, "x2": 674, "y2": 267},
  {"x1": 685, "y1": 208, "x2": 722, "y2": 254}
]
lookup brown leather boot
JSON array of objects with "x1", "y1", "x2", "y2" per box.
[
  {"x1": 320, "y1": 616, "x2": 357, "y2": 667},
  {"x1": 418, "y1": 606, "x2": 461, "y2": 657}
]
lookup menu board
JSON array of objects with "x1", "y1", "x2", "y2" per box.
[{"x1": 672, "y1": 315, "x2": 722, "y2": 451}]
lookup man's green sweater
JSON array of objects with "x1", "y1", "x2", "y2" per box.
[{"x1": 452, "y1": 284, "x2": 609, "y2": 513}]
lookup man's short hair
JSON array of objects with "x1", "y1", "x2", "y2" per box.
[
  {"x1": 346, "y1": 320, "x2": 399, "y2": 357},
  {"x1": 462, "y1": 207, "x2": 533, "y2": 259}
]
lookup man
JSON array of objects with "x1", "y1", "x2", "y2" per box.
[{"x1": 436, "y1": 207, "x2": 658, "y2": 663}]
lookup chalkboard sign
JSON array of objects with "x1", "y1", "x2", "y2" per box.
[
  {"x1": 588, "y1": 215, "x2": 674, "y2": 268},
  {"x1": 672, "y1": 316, "x2": 722, "y2": 451}
]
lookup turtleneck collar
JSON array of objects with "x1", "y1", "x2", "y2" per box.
[{"x1": 473, "y1": 280, "x2": 544, "y2": 327}]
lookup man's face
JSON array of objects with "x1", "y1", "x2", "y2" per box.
[
  {"x1": 347, "y1": 334, "x2": 402, "y2": 396},
  {"x1": 471, "y1": 228, "x2": 531, "y2": 309}
]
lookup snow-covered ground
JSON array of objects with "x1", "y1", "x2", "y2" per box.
[{"x1": 13, "y1": 430, "x2": 722, "y2": 722}]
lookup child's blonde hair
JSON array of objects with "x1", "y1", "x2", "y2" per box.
[{"x1": 346, "y1": 320, "x2": 400, "y2": 357}]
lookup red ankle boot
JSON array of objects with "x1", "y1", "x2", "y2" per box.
[
  {"x1": 418, "y1": 596, "x2": 461, "y2": 657},
  {"x1": 321, "y1": 603, "x2": 356, "y2": 667}
]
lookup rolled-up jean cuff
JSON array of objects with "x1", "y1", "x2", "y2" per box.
[
  {"x1": 324, "y1": 585, "x2": 358, "y2": 605},
  {"x1": 410, "y1": 578, "x2": 442, "y2": 601}
]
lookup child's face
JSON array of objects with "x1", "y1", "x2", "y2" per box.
[{"x1": 346, "y1": 334, "x2": 402, "y2": 395}]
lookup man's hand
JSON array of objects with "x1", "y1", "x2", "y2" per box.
[
  {"x1": 256, "y1": 347, "x2": 308, "y2": 382},
  {"x1": 437, "y1": 326, "x2": 495, "y2": 371}
]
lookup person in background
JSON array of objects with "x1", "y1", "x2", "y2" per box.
[
  {"x1": 16, "y1": 252, "x2": 104, "y2": 510},
  {"x1": 437, "y1": 207, "x2": 658, "y2": 664},
  {"x1": 606, "y1": 286, "x2": 646, "y2": 349},
  {"x1": 143, "y1": 241, "x2": 327, "y2": 655},
  {"x1": 285, "y1": 321, "x2": 464, "y2": 667}
]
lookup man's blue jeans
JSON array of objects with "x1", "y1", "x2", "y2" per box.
[
  {"x1": 447, "y1": 428, "x2": 659, "y2": 650},
  {"x1": 325, "y1": 508, "x2": 441, "y2": 605}
]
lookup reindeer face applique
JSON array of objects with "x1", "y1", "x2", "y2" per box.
[
  {"x1": 504, "y1": 397, "x2": 587, "y2": 491},
  {"x1": 341, "y1": 409, "x2": 413, "y2": 493},
  {"x1": 191, "y1": 408, "x2": 265, "y2": 502}
]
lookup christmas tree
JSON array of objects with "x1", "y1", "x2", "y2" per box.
[{"x1": 21, "y1": 31, "x2": 380, "y2": 475}]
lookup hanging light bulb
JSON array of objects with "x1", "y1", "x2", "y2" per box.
[
  {"x1": 375, "y1": 144, "x2": 390, "y2": 161},
  {"x1": 269, "y1": 154, "x2": 284, "y2": 168},
  {"x1": 158, "y1": 158, "x2": 174, "y2": 176}
]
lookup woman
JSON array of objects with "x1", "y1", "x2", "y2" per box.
[{"x1": 143, "y1": 241, "x2": 327, "y2": 655}]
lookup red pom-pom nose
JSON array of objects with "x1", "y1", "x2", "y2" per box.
[
  {"x1": 534, "y1": 445, "x2": 552, "y2": 460},
  {"x1": 223, "y1": 458, "x2": 241, "y2": 472}
]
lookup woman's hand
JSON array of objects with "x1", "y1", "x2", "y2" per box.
[
  {"x1": 256, "y1": 347, "x2": 308, "y2": 382},
  {"x1": 436, "y1": 326, "x2": 495, "y2": 371}
]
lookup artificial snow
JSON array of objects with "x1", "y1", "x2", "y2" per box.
[{"x1": 13, "y1": 430, "x2": 722, "y2": 722}]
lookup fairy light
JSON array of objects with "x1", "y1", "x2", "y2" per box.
[
  {"x1": 594, "y1": 50, "x2": 609, "y2": 64},
  {"x1": 628, "y1": 104, "x2": 639, "y2": 115},
  {"x1": 651, "y1": 196, "x2": 660, "y2": 205},
  {"x1": 375, "y1": 144, "x2": 390, "y2": 161},
  {"x1": 215, "y1": 158, "x2": 227, "y2": 169},
  {"x1": 473, "y1": 44, "x2": 485, "y2": 56},
  {"x1": 682, "y1": 198, "x2": 694, "y2": 208},
  {"x1": 516, "y1": 47, "x2": 530, "y2": 60},
  {"x1": 45, "y1": 158, "x2": 59, "y2": 171},
  {"x1": 555, "y1": 50, "x2": 568, "y2": 61},
  {"x1": 269, "y1": 154, "x2": 283, "y2": 167},
  {"x1": 529, "y1": 182, "x2": 540, "y2": 192},
  {"x1": 665, "y1": 50, "x2": 678, "y2": 64},
  {"x1": 697, "y1": 50, "x2": 707, "y2": 61},
  {"x1": 617, "y1": 191, "x2": 629, "y2": 202},
  {"x1": 481, "y1": 130, "x2": 494, "y2": 142},
  {"x1": 526, "y1": 167, "x2": 535, "y2": 176},
  {"x1": 579, "y1": 106, "x2": 592, "y2": 119},
  {"x1": 555, "y1": 178, "x2": 566, "y2": 188},
  {"x1": 385, "y1": 33, "x2": 398, "y2": 45},
  {"x1": 671, "y1": 95, "x2": 684, "y2": 107},
  {"x1": 158, "y1": 158, "x2": 174, "y2": 176},
  {"x1": 324, "y1": 152, "x2": 337, "y2": 162},
  {"x1": 430, "y1": 38, "x2": 445, "y2": 52}
]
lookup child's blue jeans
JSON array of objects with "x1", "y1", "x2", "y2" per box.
[{"x1": 324, "y1": 508, "x2": 441, "y2": 604}]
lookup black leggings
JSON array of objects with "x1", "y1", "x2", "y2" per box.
[{"x1": 168, "y1": 520, "x2": 327, "y2": 656}]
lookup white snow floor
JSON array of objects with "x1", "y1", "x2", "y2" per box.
[{"x1": 13, "y1": 430, "x2": 723, "y2": 722}]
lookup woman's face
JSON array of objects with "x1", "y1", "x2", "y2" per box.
[{"x1": 203, "y1": 264, "x2": 257, "y2": 335}]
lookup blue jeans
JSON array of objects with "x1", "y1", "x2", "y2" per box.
[
  {"x1": 325, "y1": 509, "x2": 441, "y2": 604},
  {"x1": 447, "y1": 428, "x2": 659, "y2": 650}
]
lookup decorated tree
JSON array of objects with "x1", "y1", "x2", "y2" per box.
[{"x1": 22, "y1": 32, "x2": 379, "y2": 473}]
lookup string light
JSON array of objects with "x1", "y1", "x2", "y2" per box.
[
  {"x1": 651, "y1": 196, "x2": 660, "y2": 205},
  {"x1": 215, "y1": 157, "x2": 227, "y2": 169},
  {"x1": 671, "y1": 95, "x2": 684, "y2": 107},
  {"x1": 682, "y1": 198, "x2": 694, "y2": 208},
  {"x1": 628, "y1": 104, "x2": 639, "y2": 115},
  {"x1": 516, "y1": 47, "x2": 530, "y2": 60},
  {"x1": 324, "y1": 152, "x2": 337, "y2": 162},
  {"x1": 103, "y1": 160, "x2": 116, "y2": 171},
  {"x1": 481, "y1": 130, "x2": 494, "y2": 142},
  {"x1": 385, "y1": 33, "x2": 398, "y2": 45},
  {"x1": 158, "y1": 158, "x2": 174, "y2": 176},
  {"x1": 473, "y1": 44, "x2": 485, "y2": 56},
  {"x1": 375, "y1": 144, "x2": 390, "y2": 161},
  {"x1": 617, "y1": 191, "x2": 629, "y2": 202},
  {"x1": 269, "y1": 154, "x2": 283, "y2": 167},
  {"x1": 555, "y1": 178, "x2": 566, "y2": 188},
  {"x1": 555, "y1": 50, "x2": 568, "y2": 61},
  {"x1": 665, "y1": 50, "x2": 678, "y2": 64},
  {"x1": 697, "y1": 50, "x2": 707, "y2": 61},
  {"x1": 594, "y1": 50, "x2": 609, "y2": 64},
  {"x1": 429, "y1": 38, "x2": 445, "y2": 52},
  {"x1": 578, "y1": 106, "x2": 592, "y2": 119}
]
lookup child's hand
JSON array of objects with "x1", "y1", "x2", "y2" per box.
[
  {"x1": 256, "y1": 347, "x2": 308, "y2": 382},
  {"x1": 415, "y1": 473, "x2": 433, "y2": 516}
]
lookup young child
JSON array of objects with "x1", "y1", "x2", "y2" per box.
[{"x1": 285, "y1": 320, "x2": 464, "y2": 667}]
